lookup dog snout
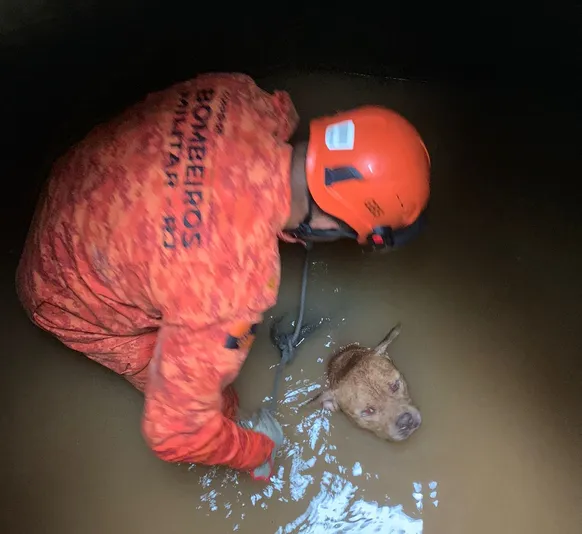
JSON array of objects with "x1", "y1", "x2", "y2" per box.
[
  {"x1": 397, "y1": 412, "x2": 413, "y2": 430},
  {"x1": 396, "y1": 411, "x2": 421, "y2": 437}
]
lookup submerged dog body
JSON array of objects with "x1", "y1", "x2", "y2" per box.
[{"x1": 317, "y1": 324, "x2": 421, "y2": 442}]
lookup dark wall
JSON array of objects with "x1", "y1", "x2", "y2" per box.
[
  {"x1": 4, "y1": 2, "x2": 581, "y2": 81},
  {"x1": 1, "y1": 1, "x2": 582, "y2": 250}
]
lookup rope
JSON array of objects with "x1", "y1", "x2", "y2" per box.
[{"x1": 268, "y1": 246, "x2": 312, "y2": 413}]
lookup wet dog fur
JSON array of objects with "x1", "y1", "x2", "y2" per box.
[{"x1": 309, "y1": 324, "x2": 421, "y2": 442}]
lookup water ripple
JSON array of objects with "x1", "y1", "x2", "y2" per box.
[{"x1": 187, "y1": 336, "x2": 428, "y2": 532}]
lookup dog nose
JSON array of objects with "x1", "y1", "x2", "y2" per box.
[{"x1": 396, "y1": 412, "x2": 414, "y2": 430}]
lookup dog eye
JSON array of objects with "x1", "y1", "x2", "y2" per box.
[
  {"x1": 361, "y1": 407, "x2": 376, "y2": 417},
  {"x1": 390, "y1": 380, "x2": 401, "y2": 393}
]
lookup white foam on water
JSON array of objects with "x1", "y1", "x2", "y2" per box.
[
  {"x1": 283, "y1": 380, "x2": 321, "y2": 410},
  {"x1": 352, "y1": 462, "x2": 363, "y2": 477},
  {"x1": 276, "y1": 471, "x2": 423, "y2": 534},
  {"x1": 410, "y1": 481, "x2": 440, "y2": 514}
]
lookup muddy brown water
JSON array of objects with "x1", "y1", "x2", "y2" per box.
[{"x1": 1, "y1": 71, "x2": 581, "y2": 533}]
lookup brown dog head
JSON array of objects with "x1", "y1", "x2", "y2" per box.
[{"x1": 316, "y1": 324, "x2": 421, "y2": 442}]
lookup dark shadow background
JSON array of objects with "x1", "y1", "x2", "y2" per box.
[{"x1": 1, "y1": 1, "x2": 581, "y2": 254}]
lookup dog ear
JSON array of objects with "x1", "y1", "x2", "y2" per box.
[
  {"x1": 375, "y1": 323, "x2": 401, "y2": 358},
  {"x1": 306, "y1": 389, "x2": 339, "y2": 411},
  {"x1": 300, "y1": 384, "x2": 339, "y2": 411},
  {"x1": 317, "y1": 389, "x2": 339, "y2": 412}
]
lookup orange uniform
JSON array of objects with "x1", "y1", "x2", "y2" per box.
[{"x1": 16, "y1": 73, "x2": 299, "y2": 472}]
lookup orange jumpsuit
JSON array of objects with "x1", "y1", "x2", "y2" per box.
[{"x1": 16, "y1": 73, "x2": 299, "y2": 473}]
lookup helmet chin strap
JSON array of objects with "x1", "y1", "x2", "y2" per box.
[
  {"x1": 287, "y1": 194, "x2": 427, "y2": 251},
  {"x1": 288, "y1": 194, "x2": 358, "y2": 243}
]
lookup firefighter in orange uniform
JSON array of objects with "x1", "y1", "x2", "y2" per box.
[{"x1": 16, "y1": 73, "x2": 430, "y2": 481}]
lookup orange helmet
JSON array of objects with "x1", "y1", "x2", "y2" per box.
[{"x1": 303, "y1": 106, "x2": 431, "y2": 249}]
